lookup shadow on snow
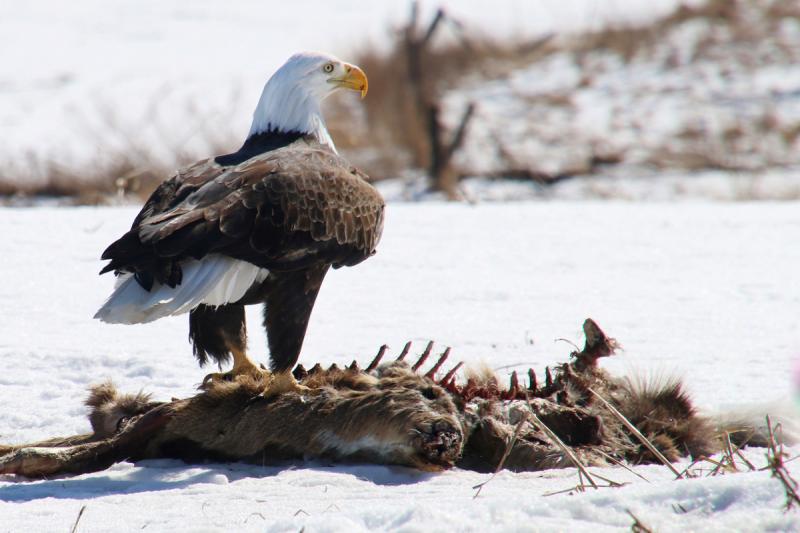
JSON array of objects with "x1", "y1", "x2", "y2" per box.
[{"x1": 0, "y1": 460, "x2": 438, "y2": 502}]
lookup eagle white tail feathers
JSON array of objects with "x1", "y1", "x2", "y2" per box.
[{"x1": 94, "y1": 255, "x2": 269, "y2": 324}]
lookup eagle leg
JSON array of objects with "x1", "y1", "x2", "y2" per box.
[
  {"x1": 259, "y1": 265, "x2": 330, "y2": 398},
  {"x1": 189, "y1": 304, "x2": 247, "y2": 368}
]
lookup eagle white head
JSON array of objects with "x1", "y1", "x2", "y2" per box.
[{"x1": 248, "y1": 52, "x2": 368, "y2": 151}]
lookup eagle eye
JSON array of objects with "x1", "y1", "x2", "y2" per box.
[{"x1": 323, "y1": 63, "x2": 334, "y2": 74}]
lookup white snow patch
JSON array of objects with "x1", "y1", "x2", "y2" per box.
[{"x1": 1, "y1": 202, "x2": 799, "y2": 530}]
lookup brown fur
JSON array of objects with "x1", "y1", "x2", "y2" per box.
[
  {"x1": 86, "y1": 381, "x2": 157, "y2": 438},
  {"x1": 614, "y1": 377, "x2": 717, "y2": 462},
  {"x1": 0, "y1": 320, "x2": 735, "y2": 478},
  {"x1": 43, "y1": 363, "x2": 462, "y2": 474}
]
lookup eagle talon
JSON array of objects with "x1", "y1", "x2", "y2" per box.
[
  {"x1": 199, "y1": 371, "x2": 237, "y2": 387},
  {"x1": 261, "y1": 371, "x2": 315, "y2": 398},
  {"x1": 199, "y1": 355, "x2": 272, "y2": 390}
]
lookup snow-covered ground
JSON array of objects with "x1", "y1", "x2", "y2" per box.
[
  {"x1": 443, "y1": 0, "x2": 800, "y2": 192},
  {"x1": 1, "y1": 202, "x2": 799, "y2": 531},
  {"x1": 380, "y1": 168, "x2": 800, "y2": 202},
  {"x1": 0, "y1": 0, "x2": 687, "y2": 184}
]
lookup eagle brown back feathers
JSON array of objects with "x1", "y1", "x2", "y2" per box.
[{"x1": 100, "y1": 141, "x2": 385, "y2": 290}]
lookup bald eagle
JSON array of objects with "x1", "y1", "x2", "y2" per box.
[{"x1": 95, "y1": 52, "x2": 385, "y2": 394}]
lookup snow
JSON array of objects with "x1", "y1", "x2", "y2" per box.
[
  {"x1": 380, "y1": 169, "x2": 800, "y2": 202},
  {"x1": 0, "y1": 0, "x2": 687, "y2": 183},
  {"x1": 1, "y1": 460, "x2": 797, "y2": 532},
  {"x1": 2, "y1": 202, "x2": 800, "y2": 531},
  {"x1": 2, "y1": 0, "x2": 800, "y2": 529},
  {"x1": 443, "y1": 2, "x2": 800, "y2": 190}
]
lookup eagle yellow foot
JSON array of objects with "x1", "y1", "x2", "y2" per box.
[
  {"x1": 262, "y1": 370, "x2": 313, "y2": 398},
  {"x1": 201, "y1": 357, "x2": 271, "y2": 389},
  {"x1": 200, "y1": 357, "x2": 313, "y2": 398}
]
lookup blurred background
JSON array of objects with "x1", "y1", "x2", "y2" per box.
[{"x1": 1, "y1": 0, "x2": 798, "y2": 204}]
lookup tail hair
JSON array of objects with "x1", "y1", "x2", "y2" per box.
[{"x1": 713, "y1": 400, "x2": 800, "y2": 448}]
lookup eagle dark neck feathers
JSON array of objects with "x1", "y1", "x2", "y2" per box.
[
  {"x1": 215, "y1": 54, "x2": 340, "y2": 166},
  {"x1": 214, "y1": 128, "x2": 309, "y2": 167}
]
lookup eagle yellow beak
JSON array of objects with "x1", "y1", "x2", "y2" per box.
[{"x1": 331, "y1": 64, "x2": 368, "y2": 99}]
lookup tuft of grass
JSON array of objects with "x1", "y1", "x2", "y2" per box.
[
  {"x1": 528, "y1": 407, "x2": 600, "y2": 488},
  {"x1": 626, "y1": 509, "x2": 654, "y2": 533},
  {"x1": 0, "y1": 93, "x2": 240, "y2": 205},
  {"x1": 589, "y1": 386, "x2": 684, "y2": 479},
  {"x1": 765, "y1": 415, "x2": 800, "y2": 511},
  {"x1": 472, "y1": 412, "x2": 530, "y2": 498},
  {"x1": 70, "y1": 505, "x2": 87, "y2": 533},
  {"x1": 339, "y1": 14, "x2": 554, "y2": 181}
]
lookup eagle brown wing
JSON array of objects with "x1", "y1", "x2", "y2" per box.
[{"x1": 100, "y1": 143, "x2": 385, "y2": 288}]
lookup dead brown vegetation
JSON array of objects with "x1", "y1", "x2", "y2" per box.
[
  {"x1": 0, "y1": 98, "x2": 239, "y2": 206},
  {"x1": 341, "y1": 4, "x2": 557, "y2": 196},
  {"x1": 571, "y1": 0, "x2": 742, "y2": 63},
  {"x1": 342, "y1": 0, "x2": 800, "y2": 195},
  {"x1": 0, "y1": 159, "x2": 167, "y2": 206},
  {"x1": 2, "y1": 0, "x2": 798, "y2": 204},
  {"x1": 766, "y1": 416, "x2": 800, "y2": 510}
]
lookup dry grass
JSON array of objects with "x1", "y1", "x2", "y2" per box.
[
  {"x1": 70, "y1": 505, "x2": 87, "y2": 533},
  {"x1": 589, "y1": 387, "x2": 685, "y2": 479},
  {"x1": 471, "y1": 413, "x2": 530, "y2": 498},
  {"x1": 3, "y1": 0, "x2": 798, "y2": 204},
  {"x1": 336, "y1": 4, "x2": 555, "y2": 181},
  {"x1": 766, "y1": 416, "x2": 800, "y2": 511},
  {"x1": 0, "y1": 93, "x2": 240, "y2": 205},
  {"x1": 627, "y1": 510, "x2": 654, "y2": 533},
  {"x1": 341, "y1": 0, "x2": 799, "y2": 187},
  {"x1": 529, "y1": 408, "x2": 600, "y2": 491},
  {"x1": 569, "y1": 0, "x2": 739, "y2": 64},
  {"x1": 766, "y1": 1, "x2": 800, "y2": 20},
  {"x1": 1, "y1": 159, "x2": 170, "y2": 205},
  {"x1": 568, "y1": 0, "x2": 795, "y2": 65},
  {"x1": 668, "y1": 0, "x2": 742, "y2": 25}
]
